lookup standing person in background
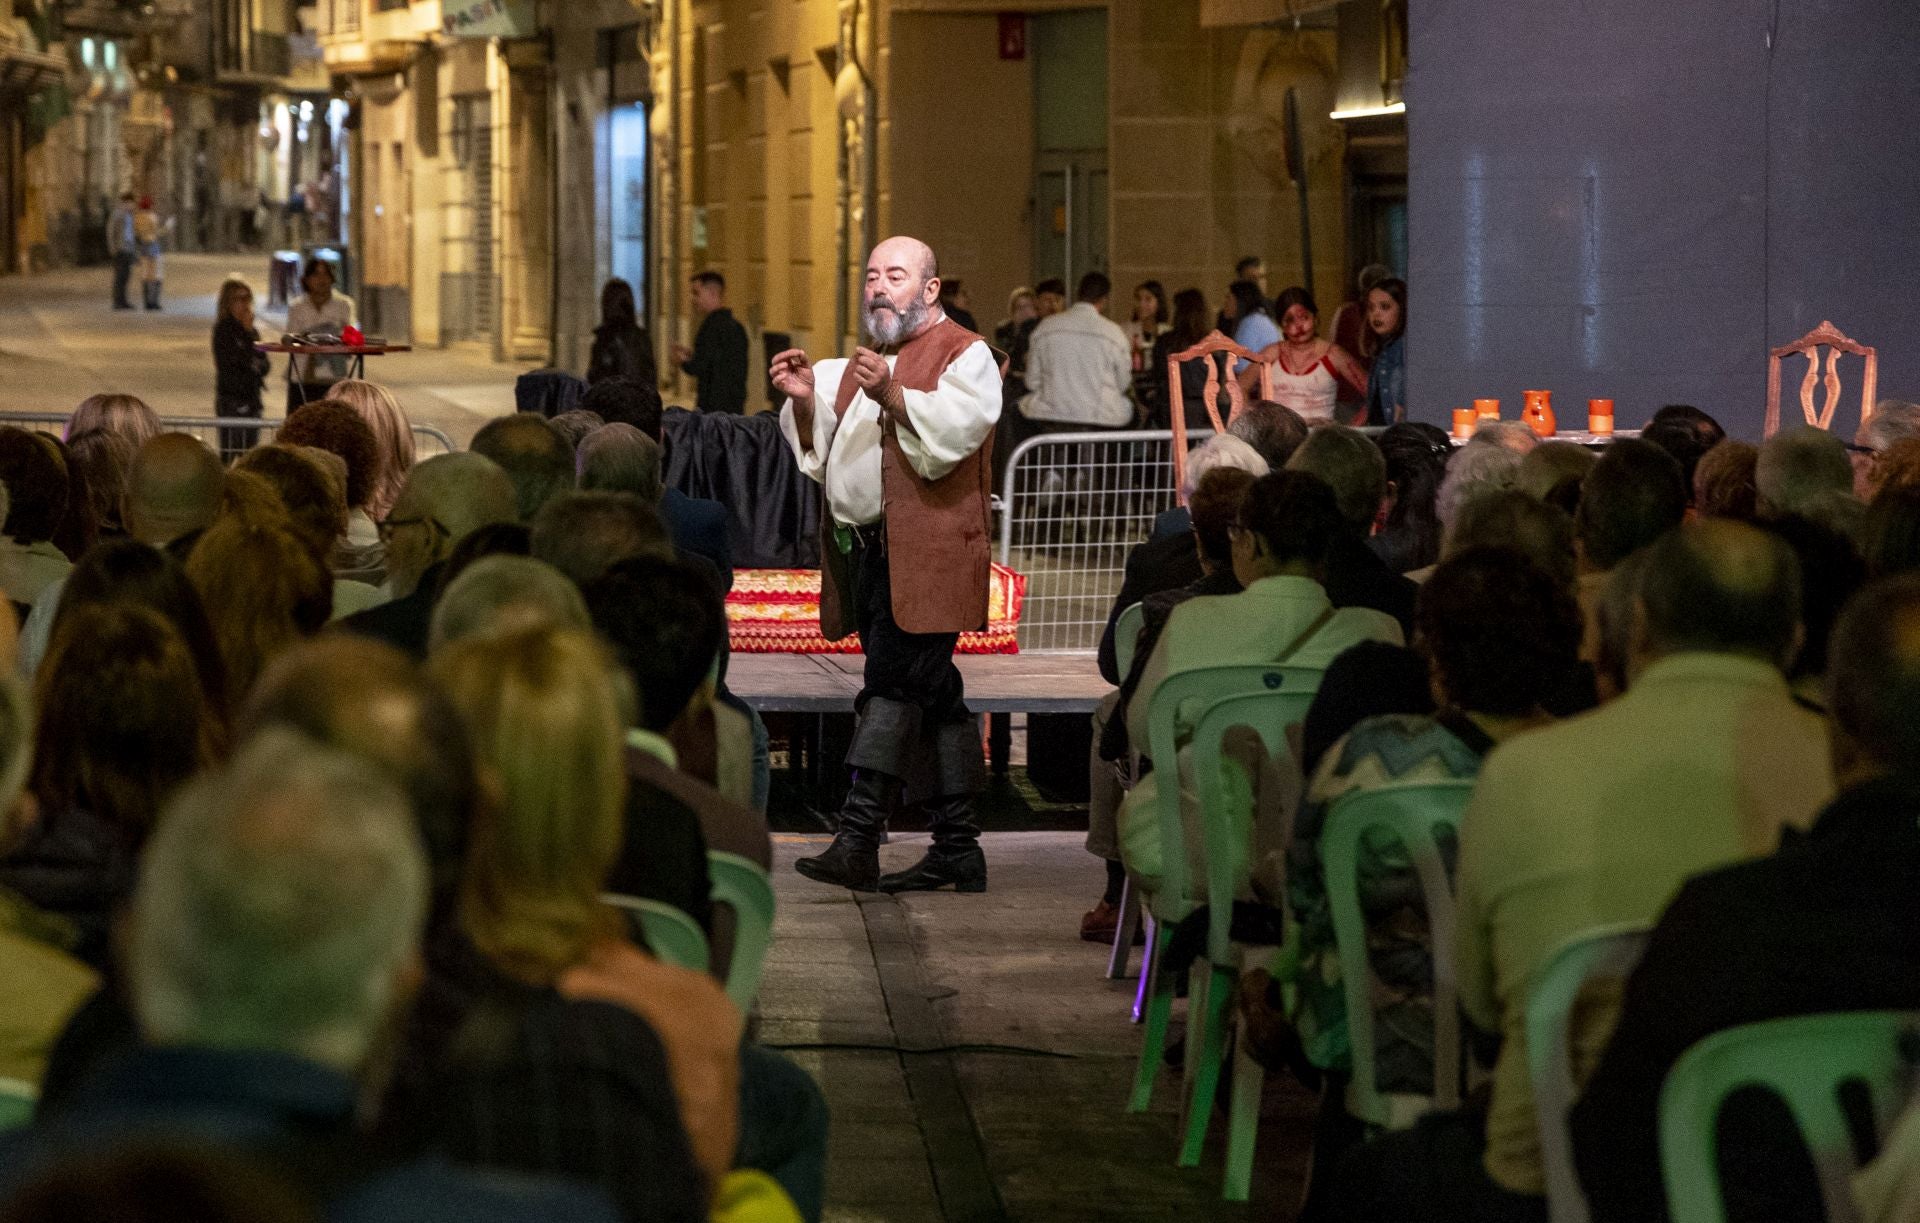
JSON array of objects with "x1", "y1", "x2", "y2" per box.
[
  {"x1": 1020, "y1": 271, "x2": 1135, "y2": 434},
  {"x1": 939, "y1": 279, "x2": 978, "y2": 333},
  {"x1": 1032, "y1": 278, "x2": 1068, "y2": 322},
  {"x1": 211, "y1": 279, "x2": 269, "y2": 461},
  {"x1": 1331, "y1": 263, "x2": 1392, "y2": 369},
  {"x1": 586, "y1": 278, "x2": 658, "y2": 389},
  {"x1": 283, "y1": 259, "x2": 355, "y2": 413},
  {"x1": 1238, "y1": 286, "x2": 1369, "y2": 423},
  {"x1": 105, "y1": 193, "x2": 137, "y2": 311},
  {"x1": 1226, "y1": 280, "x2": 1279, "y2": 371},
  {"x1": 1364, "y1": 278, "x2": 1409, "y2": 425},
  {"x1": 671, "y1": 271, "x2": 749, "y2": 414},
  {"x1": 1126, "y1": 280, "x2": 1169, "y2": 375},
  {"x1": 132, "y1": 197, "x2": 165, "y2": 312},
  {"x1": 1218, "y1": 256, "x2": 1268, "y2": 332},
  {"x1": 1148, "y1": 288, "x2": 1225, "y2": 431}
]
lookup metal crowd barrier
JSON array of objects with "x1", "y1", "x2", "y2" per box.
[
  {"x1": 0, "y1": 412, "x2": 457, "y2": 457},
  {"x1": 997, "y1": 429, "x2": 1210, "y2": 655}
]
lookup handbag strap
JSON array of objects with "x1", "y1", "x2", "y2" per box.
[{"x1": 1272, "y1": 604, "x2": 1337, "y2": 666}]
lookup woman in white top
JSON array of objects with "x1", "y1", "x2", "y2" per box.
[
  {"x1": 1236, "y1": 285, "x2": 1368, "y2": 423},
  {"x1": 283, "y1": 258, "x2": 356, "y2": 413}
]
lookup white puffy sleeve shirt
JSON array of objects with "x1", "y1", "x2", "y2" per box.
[{"x1": 778, "y1": 338, "x2": 1002, "y2": 527}]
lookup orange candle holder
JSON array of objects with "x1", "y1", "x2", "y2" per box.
[
  {"x1": 1452, "y1": 407, "x2": 1477, "y2": 440},
  {"x1": 1473, "y1": 398, "x2": 1500, "y2": 420},
  {"x1": 1522, "y1": 389, "x2": 1556, "y2": 438},
  {"x1": 1587, "y1": 398, "x2": 1615, "y2": 436}
]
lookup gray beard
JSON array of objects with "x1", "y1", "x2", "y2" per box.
[{"x1": 861, "y1": 296, "x2": 929, "y2": 347}]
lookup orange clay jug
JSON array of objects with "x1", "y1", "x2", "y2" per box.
[{"x1": 1522, "y1": 389, "x2": 1556, "y2": 438}]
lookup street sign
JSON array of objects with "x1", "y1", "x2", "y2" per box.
[{"x1": 442, "y1": 0, "x2": 536, "y2": 40}]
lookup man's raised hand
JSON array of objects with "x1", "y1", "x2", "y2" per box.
[
  {"x1": 770, "y1": 348, "x2": 815, "y2": 402},
  {"x1": 850, "y1": 347, "x2": 896, "y2": 399}
]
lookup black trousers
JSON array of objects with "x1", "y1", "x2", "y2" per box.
[
  {"x1": 216, "y1": 395, "x2": 263, "y2": 462},
  {"x1": 848, "y1": 527, "x2": 965, "y2": 723}
]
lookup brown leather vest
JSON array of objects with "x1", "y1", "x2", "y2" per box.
[{"x1": 818, "y1": 317, "x2": 994, "y2": 640}]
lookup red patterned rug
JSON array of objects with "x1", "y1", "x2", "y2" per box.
[{"x1": 726, "y1": 565, "x2": 1026, "y2": 654}]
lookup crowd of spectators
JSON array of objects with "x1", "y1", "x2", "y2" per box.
[{"x1": 0, "y1": 385, "x2": 823, "y2": 1221}]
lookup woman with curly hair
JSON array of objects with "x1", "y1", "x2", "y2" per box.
[{"x1": 276, "y1": 398, "x2": 385, "y2": 584}]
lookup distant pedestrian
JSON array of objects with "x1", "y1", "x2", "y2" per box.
[
  {"x1": 586, "y1": 278, "x2": 658, "y2": 388},
  {"x1": 106, "y1": 193, "x2": 136, "y2": 311},
  {"x1": 283, "y1": 258, "x2": 356, "y2": 412},
  {"x1": 671, "y1": 270, "x2": 748, "y2": 414},
  {"x1": 939, "y1": 279, "x2": 978, "y2": 333},
  {"x1": 212, "y1": 279, "x2": 269, "y2": 460},
  {"x1": 133, "y1": 196, "x2": 165, "y2": 311}
]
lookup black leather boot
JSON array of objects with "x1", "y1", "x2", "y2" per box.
[
  {"x1": 795, "y1": 768, "x2": 896, "y2": 891},
  {"x1": 878, "y1": 794, "x2": 987, "y2": 893}
]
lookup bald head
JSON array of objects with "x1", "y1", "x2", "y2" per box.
[
  {"x1": 863, "y1": 236, "x2": 942, "y2": 346},
  {"x1": 124, "y1": 433, "x2": 225, "y2": 545},
  {"x1": 1636, "y1": 518, "x2": 1802, "y2": 670},
  {"x1": 384, "y1": 453, "x2": 519, "y2": 597}
]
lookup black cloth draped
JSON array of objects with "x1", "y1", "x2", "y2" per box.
[{"x1": 662, "y1": 408, "x2": 820, "y2": 569}]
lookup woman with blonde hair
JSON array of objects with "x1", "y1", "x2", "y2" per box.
[
  {"x1": 212, "y1": 278, "x2": 270, "y2": 459},
  {"x1": 64, "y1": 394, "x2": 160, "y2": 449},
  {"x1": 428, "y1": 626, "x2": 743, "y2": 1192},
  {"x1": 325, "y1": 379, "x2": 415, "y2": 521},
  {"x1": 182, "y1": 509, "x2": 332, "y2": 708}
]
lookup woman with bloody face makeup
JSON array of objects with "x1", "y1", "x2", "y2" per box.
[{"x1": 1237, "y1": 286, "x2": 1370, "y2": 424}]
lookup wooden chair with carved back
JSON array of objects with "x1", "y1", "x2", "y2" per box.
[
  {"x1": 1168, "y1": 333, "x2": 1276, "y2": 501},
  {"x1": 1765, "y1": 320, "x2": 1879, "y2": 439}
]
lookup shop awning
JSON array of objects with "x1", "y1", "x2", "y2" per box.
[{"x1": 0, "y1": 46, "x2": 67, "y2": 95}]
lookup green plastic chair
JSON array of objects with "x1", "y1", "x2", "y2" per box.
[
  {"x1": 1125, "y1": 663, "x2": 1323, "y2": 1116},
  {"x1": 1177, "y1": 681, "x2": 1321, "y2": 1198},
  {"x1": 601, "y1": 892, "x2": 712, "y2": 975},
  {"x1": 1319, "y1": 780, "x2": 1475, "y2": 1131},
  {"x1": 0, "y1": 1077, "x2": 34, "y2": 1132},
  {"x1": 708, "y1": 851, "x2": 776, "y2": 1012},
  {"x1": 1525, "y1": 923, "x2": 1652, "y2": 1223},
  {"x1": 1660, "y1": 1010, "x2": 1920, "y2": 1223},
  {"x1": 1113, "y1": 601, "x2": 1148, "y2": 678}
]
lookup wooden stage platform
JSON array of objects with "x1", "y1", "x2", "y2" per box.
[{"x1": 727, "y1": 652, "x2": 1110, "y2": 714}]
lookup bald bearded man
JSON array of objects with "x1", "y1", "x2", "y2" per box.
[{"x1": 773, "y1": 236, "x2": 1003, "y2": 894}]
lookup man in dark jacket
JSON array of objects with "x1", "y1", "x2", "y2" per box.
[
  {"x1": 672, "y1": 271, "x2": 749, "y2": 415},
  {"x1": 1569, "y1": 574, "x2": 1920, "y2": 1223}
]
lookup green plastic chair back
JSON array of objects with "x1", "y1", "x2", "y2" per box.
[
  {"x1": 1319, "y1": 780, "x2": 1474, "y2": 1130},
  {"x1": 1113, "y1": 601, "x2": 1147, "y2": 678},
  {"x1": 601, "y1": 893, "x2": 712, "y2": 975},
  {"x1": 1525, "y1": 923, "x2": 1652, "y2": 1223},
  {"x1": 0, "y1": 1077, "x2": 34, "y2": 1132},
  {"x1": 708, "y1": 851, "x2": 776, "y2": 1012},
  {"x1": 1190, "y1": 680, "x2": 1321, "y2": 965},
  {"x1": 1660, "y1": 1010, "x2": 1920, "y2": 1223},
  {"x1": 1141, "y1": 663, "x2": 1324, "y2": 921}
]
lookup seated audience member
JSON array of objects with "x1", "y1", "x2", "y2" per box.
[
  {"x1": 1372, "y1": 423, "x2": 1452, "y2": 574},
  {"x1": 183, "y1": 509, "x2": 332, "y2": 708},
  {"x1": 1297, "y1": 641, "x2": 1434, "y2": 778},
  {"x1": 469, "y1": 414, "x2": 575, "y2": 524},
  {"x1": 0, "y1": 674, "x2": 97, "y2": 1085},
  {"x1": 548, "y1": 408, "x2": 606, "y2": 454},
  {"x1": 63, "y1": 393, "x2": 162, "y2": 449},
  {"x1": 1096, "y1": 434, "x2": 1268, "y2": 682},
  {"x1": 580, "y1": 377, "x2": 734, "y2": 587},
  {"x1": 1469, "y1": 420, "x2": 1538, "y2": 456},
  {"x1": 336, "y1": 453, "x2": 519, "y2": 658},
  {"x1": 1515, "y1": 440, "x2": 1596, "y2": 516},
  {"x1": 576, "y1": 424, "x2": 664, "y2": 503},
  {"x1": 0, "y1": 429, "x2": 72, "y2": 605},
  {"x1": 427, "y1": 556, "x2": 589, "y2": 655},
  {"x1": 0, "y1": 1143, "x2": 317, "y2": 1223},
  {"x1": 1229, "y1": 400, "x2": 1310, "y2": 471},
  {"x1": 530, "y1": 490, "x2": 671, "y2": 587},
  {"x1": 1416, "y1": 440, "x2": 1524, "y2": 581},
  {"x1": 1692, "y1": 439, "x2": 1760, "y2": 520},
  {"x1": 276, "y1": 399, "x2": 386, "y2": 585},
  {"x1": 326, "y1": 379, "x2": 416, "y2": 522},
  {"x1": 1854, "y1": 398, "x2": 1920, "y2": 496},
  {"x1": 1864, "y1": 486, "x2": 1920, "y2": 578},
  {"x1": 1571, "y1": 573, "x2": 1920, "y2": 1223},
  {"x1": 1119, "y1": 472, "x2": 1404, "y2": 895},
  {"x1": 1328, "y1": 519, "x2": 1833, "y2": 1223},
  {"x1": 1277, "y1": 549, "x2": 1583, "y2": 1202},
  {"x1": 1589, "y1": 548, "x2": 1652, "y2": 703},
  {"x1": 234, "y1": 445, "x2": 385, "y2": 618},
  {"x1": 424, "y1": 627, "x2": 742, "y2": 1201},
  {"x1": 58, "y1": 429, "x2": 136, "y2": 557},
  {"x1": 1649, "y1": 402, "x2": 1726, "y2": 449},
  {"x1": 1083, "y1": 467, "x2": 1256, "y2": 940},
  {"x1": 1764, "y1": 515, "x2": 1865, "y2": 709},
  {"x1": 1444, "y1": 489, "x2": 1578, "y2": 591},
  {"x1": 1756, "y1": 425, "x2": 1854, "y2": 519},
  {"x1": 1572, "y1": 438, "x2": 1687, "y2": 654},
  {"x1": 1285, "y1": 425, "x2": 1419, "y2": 634},
  {"x1": 1866, "y1": 436, "x2": 1920, "y2": 501},
  {"x1": 0, "y1": 603, "x2": 213, "y2": 969},
  {"x1": 1642, "y1": 415, "x2": 1722, "y2": 501},
  {"x1": 0, "y1": 730, "x2": 622, "y2": 1222}
]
